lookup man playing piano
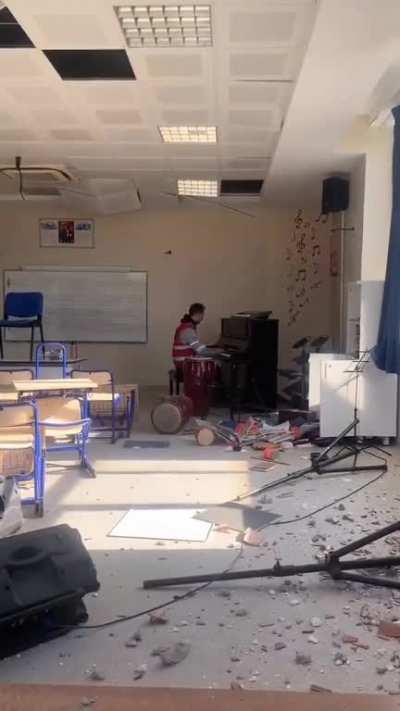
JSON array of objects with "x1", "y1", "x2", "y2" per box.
[{"x1": 172, "y1": 303, "x2": 217, "y2": 373}]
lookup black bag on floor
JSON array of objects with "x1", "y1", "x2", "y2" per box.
[{"x1": 0, "y1": 524, "x2": 99, "y2": 658}]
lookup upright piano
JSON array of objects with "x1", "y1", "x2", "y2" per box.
[{"x1": 214, "y1": 311, "x2": 279, "y2": 412}]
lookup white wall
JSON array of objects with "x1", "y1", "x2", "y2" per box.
[
  {"x1": 361, "y1": 125, "x2": 393, "y2": 281},
  {"x1": 0, "y1": 200, "x2": 333, "y2": 385}
]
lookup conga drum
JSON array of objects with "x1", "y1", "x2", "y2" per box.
[
  {"x1": 183, "y1": 357, "x2": 216, "y2": 417},
  {"x1": 151, "y1": 395, "x2": 193, "y2": 434}
]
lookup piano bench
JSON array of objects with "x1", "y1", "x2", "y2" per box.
[{"x1": 168, "y1": 368, "x2": 183, "y2": 396}]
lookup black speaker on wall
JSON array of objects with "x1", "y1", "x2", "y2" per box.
[
  {"x1": 321, "y1": 176, "x2": 349, "y2": 214},
  {"x1": 0, "y1": 524, "x2": 99, "y2": 658}
]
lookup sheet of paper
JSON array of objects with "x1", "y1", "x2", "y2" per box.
[{"x1": 109, "y1": 508, "x2": 211, "y2": 542}]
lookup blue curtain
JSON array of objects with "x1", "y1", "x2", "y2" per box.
[{"x1": 373, "y1": 105, "x2": 400, "y2": 372}]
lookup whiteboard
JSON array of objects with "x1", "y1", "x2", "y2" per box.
[{"x1": 4, "y1": 269, "x2": 147, "y2": 343}]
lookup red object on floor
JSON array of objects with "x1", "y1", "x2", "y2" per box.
[
  {"x1": 263, "y1": 444, "x2": 280, "y2": 461},
  {"x1": 183, "y1": 358, "x2": 216, "y2": 417}
]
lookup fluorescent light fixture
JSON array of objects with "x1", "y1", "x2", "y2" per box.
[
  {"x1": 114, "y1": 4, "x2": 212, "y2": 47},
  {"x1": 178, "y1": 179, "x2": 218, "y2": 197},
  {"x1": 159, "y1": 125, "x2": 217, "y2": 144}
]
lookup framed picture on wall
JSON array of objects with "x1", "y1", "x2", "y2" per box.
[{"x1": 39, "y1": 219, "x2": 95, "y2": 248}]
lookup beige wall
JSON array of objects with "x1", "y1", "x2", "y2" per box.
[{"x1": 0, "y1": 200, "x2": 332, "y2": 385}]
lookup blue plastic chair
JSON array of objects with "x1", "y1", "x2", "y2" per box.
[{"x1": 0, "y1": 292, "x2": 44, "y2": 360}]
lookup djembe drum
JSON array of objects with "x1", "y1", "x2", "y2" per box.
[
  {"x1": 183, "y1": 357, "x2": 216, "y2": 417},
  {"x1": 151, "y1": 395, "x2": 193, "y2": 434}
]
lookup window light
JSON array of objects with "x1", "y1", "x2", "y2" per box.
[
  {"x1": 178, "y1": 179, "x2": 218, "y2": 197},
  {"x1": 159, "y1": 125, "x2": 217, "y2": 143},
  {"x1": 114, "y1": 4, "x2": 212, "y2": 47}
]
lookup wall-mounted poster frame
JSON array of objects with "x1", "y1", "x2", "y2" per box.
[{"x1": 39, "y1": 218, "x2": 94, "y2": 248}]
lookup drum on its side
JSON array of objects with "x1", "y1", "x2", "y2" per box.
[{"x1": 151, "y1": 395, "x2": 193, "y2": 435}]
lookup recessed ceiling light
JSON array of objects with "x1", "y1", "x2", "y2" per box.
[
  {"x1": 159, "y1": 125, "x2": 217, "y2": 143},
  {"x1": 114, "y1": 4, "x2": 212, "y2": 47},
  {"x1": 178, "y1": 179, "x2": 218, "y2": 197}
]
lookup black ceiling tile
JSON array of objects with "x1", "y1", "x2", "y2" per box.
[
  {"x1": 220, "y1": 179, "x2": 264, "y2": 195},
  {"x1": 43, "y1": 49, "x2": 136, "y2": 80},
  {"x1": 0, "y1": 7, "x2": 18, "y2": 23},
  {"x1": 0, "y1": 7, "x2": 34, "y2": 47}
]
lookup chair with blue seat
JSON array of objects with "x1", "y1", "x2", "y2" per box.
[
  {"x1": 0, "y1": 292, "x2": 44, "y2": 360},
  {"x1": 0, "y1": 401, "x2": 45, "y2": 517}
]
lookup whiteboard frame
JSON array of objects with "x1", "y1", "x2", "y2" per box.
[{"x1": 3, "y1": 269, "x2": 148, "y2": 344}]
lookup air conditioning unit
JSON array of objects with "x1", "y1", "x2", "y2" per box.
[{"x1": 0, "y1": 165, "x2": 73, "y2": 183}]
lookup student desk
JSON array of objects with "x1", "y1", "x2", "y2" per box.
[{"x1": 91, "y1": 382, "x2": 139, "y2": 438}]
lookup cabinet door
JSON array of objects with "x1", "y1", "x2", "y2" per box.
[
  {"x1": 357, "y1": 363, "x2": 397, "y2": 437},
  {"x1": 320, "y1": 360, "x2": 357, "y2": 437}
]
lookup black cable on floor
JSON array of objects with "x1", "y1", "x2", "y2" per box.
[
  {"x1": 267, "y1": 469, "x2": 385, "y2": 527},
  {"x1": 57, "y1": 459, "x2": 386, "y2": 631},
  {"x1": 56, "y1": 548, "x2": 243, "y2": 632}
]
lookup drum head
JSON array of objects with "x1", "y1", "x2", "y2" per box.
[{"x1": 151, "y1": 401, "x2": 183, "y2": 434}]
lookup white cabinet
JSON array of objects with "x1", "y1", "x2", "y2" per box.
[{"x1": 320, "y1": 360, "x2": 397, "y2": 437}]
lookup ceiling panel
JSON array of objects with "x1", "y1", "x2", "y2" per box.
[
  {"x1": 162, "y1": 108, "x2": 210, "y2": 123},
  {"x1": 230, "y1": 11, "x2": 297, "y2": 44},
  {"x1": 32, "y1": 14, "x2": 109, "y2": 46},
  {"x1": 0, "y1": 129, "x2": 38, "y2": 141},
  {"x1": 6, "y1": 85, "x2": 64, "y2": 105},
  {"x1": 31, "y1": 108, "x2": 78, "y2": 125},
  {"x1": 50, "y1": 129, "x2": 95, "y2": 141},
  {"x1": 155, "y1": 85, "x2": 207, "y2": 105},
  {"x1": 103, "y1": 127, "x2": 159, "y2": 143},
  {"x1": 96, "y1": 109, "x2": 143, "y2": 125},
  {"x1": 230, "y1": 51, "x2": 289, "y2": 78},
  {"x1": 229, "y1": 83, "x2": 280, "y2": 104},
  {"x1": 229, "y1": 109, "x2": 276, "y2": 127},
  {"x1": 0, "y1": 0, "x2": 317, "y2": 202},
  {"x1": 145, "y1": 53, "x2": 203, "y2": 78}
]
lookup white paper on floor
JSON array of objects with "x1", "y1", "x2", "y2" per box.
[{"x1": 109, "y1": 508, "x2": 212, "y2": 542}]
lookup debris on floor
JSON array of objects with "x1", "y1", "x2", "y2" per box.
[
  {"x1": 132, "y1": 663, "x2": 147, "y2": 680},
  {"x1": 155, "y1": 641, "x2": 191, "y2": 667},
  {"x1": 149, "y1": 611, "x2": 169, "y2": 625},
  {"x1": 378, "y1": 620, "x2": 400, "y2": 638},
  {"x1": 86, "y1": 668, "x2": 106, "y2": 682}
]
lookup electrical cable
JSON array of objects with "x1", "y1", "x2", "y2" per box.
[
  {"x1": 267, "y1": 468, "x2": 385, "y2": 527},
  {"x1": 56, "y1": 547, "x2": 243, "y2": 632},
  {"x1": 57, "y1": 468, "x2": 385, "y2": 633}
]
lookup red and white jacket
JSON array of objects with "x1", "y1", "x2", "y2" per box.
[{"x1": 172, "y1": 316, "x2": 210, "y2": 367}]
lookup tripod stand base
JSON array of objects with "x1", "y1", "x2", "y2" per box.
[{"x1": 143, "y1": 521, "x2": 400, "y2": 591}]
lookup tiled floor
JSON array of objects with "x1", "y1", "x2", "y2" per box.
[{"x1": 0, "y1": 389, "x2": 400, "y2": 695}]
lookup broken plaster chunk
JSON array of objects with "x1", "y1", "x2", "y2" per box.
[
  {"x1": 308, "y1": 635, "x2": 319, "y2": 645},
  {"x1": 159, "y1": 641, "x2": 191, "y2": 667},
  {"x1": 274, "y1": 642, "x2": 286, "y2": 651},
  {"x1": 310, "y1": 617, "x2": 323, "y2": 628},
  {"x1": 334, "y1": 652, "x2": 348, "y2": 666},
  {"x1": 124, "y1": 635, "x2": 138, "y2": 648},
  {"x1": 325, "y1": 517, "x2": 340, "y2": 525},
  {"x1": 295, "y1": 652, "x2": 312, "y2": 666},
  {"x1": 133, "y1": 663, "x2": 147, "y2": 680},
  {"x1": 80, "y1": 699, "x2": 97, "y2": 709},
  {"x1": 87, "y1": 668, "x2": 106, "y2": 682},
  {"x1": 289, "y1": 598, "x2": 301, "y2": 606},
  {"x1": 149, "y1": 612, "x2": 168, "y2": 625},
  {"x1": 235, "y1": 608, "x2": 249, "y2": 617}
]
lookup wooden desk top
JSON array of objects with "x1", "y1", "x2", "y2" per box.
[
  {"x1": 0, "y1": 686, "x2": 396, "y2": 711},
  {"x1": 13, "y1": 378, "x2": 98, "y2": 392},
  {"x1": 0, "y1": 383, "x2": 18, "y2": 402}
]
